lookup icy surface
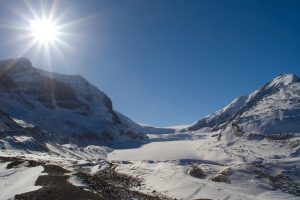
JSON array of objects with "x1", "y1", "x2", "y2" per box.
[{"x1": 109, "y1": 136, "x2": 241, "y2": 164}]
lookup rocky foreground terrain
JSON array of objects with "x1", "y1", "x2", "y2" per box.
[{"x1": 0, "y1": 156, "x2": 173, "y2": 200}]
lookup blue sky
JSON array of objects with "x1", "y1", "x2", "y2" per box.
[{"x1": 0, "y1": 0, "x2": 300, "y2": 126}]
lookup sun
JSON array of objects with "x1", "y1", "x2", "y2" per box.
[
  {"x1": 29, "y1": 19, "x2": 59, "y2": 44},
  {"x1": 3, "y1": 0, "x2": 91, "y2": 66}
]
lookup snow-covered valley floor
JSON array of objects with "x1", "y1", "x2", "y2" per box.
[
  {"x1": 108, "y1": 132, "x2": 300, "y2": 200},
  {"x1": 0, "y1": 131, "x2": 299, "y2": 200}
]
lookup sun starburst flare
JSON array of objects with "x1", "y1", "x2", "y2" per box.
[
  {"x1": 0, "y1": 0, "x2": 93, "y2": 69},
  {"x1": 29, "y1": 19, "x2": 59, "y2": 44}
]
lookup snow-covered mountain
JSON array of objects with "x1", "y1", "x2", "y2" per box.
[
  {"x1": 0, "y1": 58, "x2": 155, "y2": 148},
  {"x1": 105, "y1": 74, "x2": 300, "y2": 199},
  {"x1": 188, "y1": 73, "x2": 300, "y2": 136},
  {"x1": 0, "y1": 61, "x2": 299, "y2": 200}
]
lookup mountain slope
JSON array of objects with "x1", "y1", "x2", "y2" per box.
[
  {"x1": 188, "y1": 73, "x2": 300, "y2": 135},
  {"x1": 0, "y1": 58, "x2": 148, "y2": 148}
]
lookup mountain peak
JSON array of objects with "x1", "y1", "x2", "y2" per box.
[
  {"x1": 14, "y1": 57, "x2": 32, "y2": 66},
  {"x1": 0, "y1": 57, "x2": 33, "y2": 75},
  {"x1": 266, "y1": 73, "x2": 299, "y2": 89},
  {"x1": 188, "y1": 72, "x2": 300, "y2": 134},
  {"x1": 0, "y1": 57, "x2": 32, "y2": 67}
]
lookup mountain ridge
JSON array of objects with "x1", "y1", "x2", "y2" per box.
[
  {"x1": 1, "y1": 57, "x2": 299, "y2": 150},
  {"x1": 0, "y1": 57, "x2": 169, "y2": 149},
  {"x1": 188, "y1": 73, "x2": 300, "y2": 136}
]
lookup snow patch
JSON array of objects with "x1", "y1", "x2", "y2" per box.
[
  {"x1": 11, "y1": 118, "x2": 35, "y2": 128},
  {"x1": 68, "y1": 176, "x2": 87, "y2": 187},
  {"x1": 0, "y1": 162, "x2": 43, "y2": 200}
]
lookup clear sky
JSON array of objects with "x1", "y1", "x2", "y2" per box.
[{"x1": 0, "y1": 0, "x2": 300, "y2": 126}]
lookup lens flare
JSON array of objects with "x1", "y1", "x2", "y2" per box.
[
  {"x1": 0, "y1": 0, "x2": 95, "y2": 69},
  {"x1": 30, "y1": 19, "x2": 58, "y2": 44}
]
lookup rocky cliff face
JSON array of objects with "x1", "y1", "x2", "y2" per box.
[{"x1": 0, "y1": 58, "x2": 147, "y2": 147}]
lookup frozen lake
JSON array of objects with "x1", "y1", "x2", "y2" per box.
[{"x1": 108, "y1": 134, "x2": 240, "y2": 164}]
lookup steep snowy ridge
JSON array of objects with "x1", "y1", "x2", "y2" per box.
[
  {"x1": 188, "y1": 73, "x2": 300, "y2": 135},
  {"x1": 266, "y1": 73, "x2": 299, "y2": 89},
  {"x1": 187, "y1": 95, "x2": 251, "y2": 132},
  {"x1": 0, "y1": 58, "x2": 149, "y2": 149}
]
